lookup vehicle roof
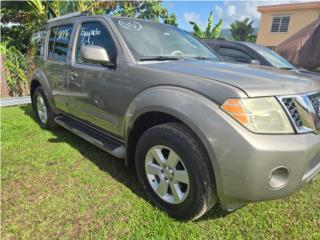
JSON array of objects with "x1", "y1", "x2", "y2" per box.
[
  {"x1": 45, "y1": 14, "x2": 108, "y2": 26},
  {"x1": 45, "y1": 14, "x2": 171, "y2": 27},
  {"x1": 240, "y1": 41, "x2": 267, "y2": 49},
  {"x1": 202, "y1": 39, "x2": 248, "y2": 46},
  {"x1": 202, "y1": 39, "x2": 267, "y2": 49}
]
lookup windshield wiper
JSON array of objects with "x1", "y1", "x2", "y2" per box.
[
  {"x1": 140, "y1": 56, "x2": 181, "y2": 61},
  {"x1": 191, "y1": 56, "x2": 211, "y2": 60},
  {"x1": 280, "y1": 67, "x2": 295, "y2": 70}
]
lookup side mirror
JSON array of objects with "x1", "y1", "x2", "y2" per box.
[
  {"x1": 80, "y1": 45, "x2": 114, "y2": 66},
  {"x1": 250, "y1": 59, "x2": 261, "y2": 65}
]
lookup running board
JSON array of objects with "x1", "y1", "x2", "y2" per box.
[{"x1": 54, "y1": 115, "x2": 125, "y2": 158}]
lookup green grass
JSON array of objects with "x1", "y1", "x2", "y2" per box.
[{"x1": 1, "y1": 105, "x2": 320, "y2": 239}]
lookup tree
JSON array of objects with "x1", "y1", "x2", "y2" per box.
[
  {"x1": 113, "y1": 0, "x2": 177, "y2": 26},
  {"x1": 1, "y1": 0, "x2": 177, "y2": 53},
  {"x1": 230, "y1": 17, "x2": 256, "y2": 42},
  {"x1": 189, "y1": 8, "x2": 223, "y2": 39},
  {"x1": 1, "y1": 1, "x2": 40, "y2": 53}
]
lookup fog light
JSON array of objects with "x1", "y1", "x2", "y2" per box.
[{"x1": 268, "y1": 166, "x2": 290, "y2": 189}]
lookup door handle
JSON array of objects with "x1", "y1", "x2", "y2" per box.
[{"x1": 70, "y1": 71, "x2": 78, "y2": 80}]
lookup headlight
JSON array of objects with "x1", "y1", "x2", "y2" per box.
[{"x1": 221, "y1": 97, "x2": 294, "y2": 134}]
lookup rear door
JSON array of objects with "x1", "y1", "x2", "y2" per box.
[
  {"x1": 45, "y1": 24, "x2": 74, "y2": 112},
  {"x1": 66, "y1": 19, "x2": 123, "y2": 136}
]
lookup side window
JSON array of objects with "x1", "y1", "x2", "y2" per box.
[
  {"x1": 31, "y1": 30, "x2": 47, "y2": 56},
  {"x1": 76, "y1": 22, "x2": 117, "y2": 64},
  {"x1": 219, "y1": 47, "x2": 253, "y2": 63},
  {"x1": 48, "y1": 25, "x2": 73, "y2": 61}
]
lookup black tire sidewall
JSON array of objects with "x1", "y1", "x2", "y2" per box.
[{"x1": 135, "y1": 124, "x2": 209, "y2": 220}]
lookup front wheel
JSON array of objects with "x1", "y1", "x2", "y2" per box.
[
  {"x1": 32, "y1": 87, "x2": 57, "y2": 129},
  {"x1": 135, "y1": 122, "x2": 217, "y2": 220}
]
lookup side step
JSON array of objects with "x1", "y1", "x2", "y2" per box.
[{"x1": 54, "y1": 115, "x2": 125, "y2": 158}]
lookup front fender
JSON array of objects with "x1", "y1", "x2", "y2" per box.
[
  {"x1": 124, "y1": 86, "x2": 224, "y2": 201},
  {"x1": 31, "y1": 68, "x2": 57, "y2": 112}
]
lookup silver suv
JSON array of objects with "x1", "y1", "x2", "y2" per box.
[{"x1": 30, "y1": 13, "x2": 320, "y2": 220}]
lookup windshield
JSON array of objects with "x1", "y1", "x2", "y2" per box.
[
  {"x1": 112, "y1": 18, "x2": 219, "y2": 61},
  {"x1": 245, "y1": 43, "x2": 296, "y2": 69}
]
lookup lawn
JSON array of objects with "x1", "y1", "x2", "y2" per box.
[{"x1": 1, "y1": 105, "x2": 320, "y2": 239}]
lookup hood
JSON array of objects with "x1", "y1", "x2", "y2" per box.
[
  {"x1": 141, "y1": 60, "x2": 320, "y2": 97},
  {"x1": 293, "y1": 69, "x2": 320, "y2": 79}
]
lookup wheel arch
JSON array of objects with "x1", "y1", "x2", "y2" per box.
[
  {"x1": 124, "y1": 86, "x2": 223, "y2": 201},
  {"x1": 30, "y1": 79, "x2": 41, "y2": 110},
  {"x1": 30, "y1": 69, "x2": 57, "y2": 112}
]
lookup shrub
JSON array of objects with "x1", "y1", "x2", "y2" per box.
[{"x1": 0, "y1": 42, "x2": 29, "y2": 97}]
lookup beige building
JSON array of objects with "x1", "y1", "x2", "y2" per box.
[{"x1": 256, "y1": 1, "x2": 320, "y2": 48}]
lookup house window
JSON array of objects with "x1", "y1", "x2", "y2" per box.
[{"x1": 271, "y1": 16, "x2": 290, "y2": 33}]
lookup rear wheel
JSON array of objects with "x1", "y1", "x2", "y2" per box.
[
  {"x1": 32, "y1": 87, "x2": 57, "y2": 129},
  {"x1": 135, "y1": 122, "x2": 217, "y2": 220}
]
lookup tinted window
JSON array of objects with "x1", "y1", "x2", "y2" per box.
[
  {"x1": 219, "y1": 47, "x2": 253, "y2": 63},
  {"x1": 76, "y1": 22, "x2": 117, "y2": 64},
  {"x1": 246, "y1": 43, "x2": 295, "y2": 69},
  {"x1": 48, "y1": 25, "x2": 73, "y2": 61}
]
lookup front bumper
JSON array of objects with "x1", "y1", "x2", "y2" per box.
[{"x1": 201, "y1": 108, "x2": 320, "y2": 211}]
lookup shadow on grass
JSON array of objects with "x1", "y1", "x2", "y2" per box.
[{"x1": 19, "y1": 104, "x2": 230, "y2": 221}]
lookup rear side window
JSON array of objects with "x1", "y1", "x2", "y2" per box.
[
  {"x1": 76, "y1": 22, "x2": 117, "y2": 64},
  {"x1": 31, "y1": 30, "x2": 47, "y2": 56},
  {"x1": 219, "y1": 47, "x2": 253, "y2": 63},
  {"x1": 48, "y1": 25, "x2": 73, "y2": 61}
]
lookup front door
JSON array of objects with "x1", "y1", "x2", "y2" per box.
[{"x1": 66, "y1": 20, "x2": 123, "y2": 136}]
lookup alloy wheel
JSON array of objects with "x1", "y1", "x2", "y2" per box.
[
  {"x1": 36, "y1": 95, "x2": 48, "y2": 124},
  {"x1": 145, "y1": 145, "x2": 190, "y2": 204}
]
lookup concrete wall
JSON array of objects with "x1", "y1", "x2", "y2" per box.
[{"x1": 257, "y1": 8, "x2": 320, "y2": 47}]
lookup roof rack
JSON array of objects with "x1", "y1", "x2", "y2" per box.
[{"x1": 47, "y1": 11, "x2": 91, "y2": 23}]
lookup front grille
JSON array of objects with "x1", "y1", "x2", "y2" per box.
[
  {"x1": 309, "y1": 93, "x2": 320, "y2": 117},
  {"x1": 279, "y1": 92, "x2": 320, "y2": 133},
  {"x1": 281, "y1": 98, "x2": 303, "y2": 128}
]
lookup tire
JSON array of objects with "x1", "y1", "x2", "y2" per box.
[
  {"x1": 135, "y1": 122, "x2": 217, "y2": 220},
  {"x1": 32, "y1": 86, "x2": 57, "y2": 129}
]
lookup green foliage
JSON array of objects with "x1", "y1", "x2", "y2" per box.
[
  {"x1": 26, "y1": 0, "x2": 48, "y2": 24},
  {"x1": 189, "y1": 8, "x2": 223, "y2": 39},
  {"x1": 230, "y1": 17, "x2": 257, "y2": 42},
  {"x1": 1, "y1": 24, "x2": 35, "y2": 54},
  {"x1": 189, "y1": 21, "x2": 204, "y2": 38},
  {"x1": 113, "y1": 0, "x2": 177, "y2": 26},
  {"x1": 212, "y1": 19, "x2": 223, "y2": 39},
  {"x1": 0, "y1": 42, "x2": 28, "y2": 96},
  {"x1": 1, "y1": 0, "x2": 176, "y2": 53}
]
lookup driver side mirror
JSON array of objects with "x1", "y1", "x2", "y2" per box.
[{"x1": 80, "y1": 45, "x2": 115, "y2": 67}]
